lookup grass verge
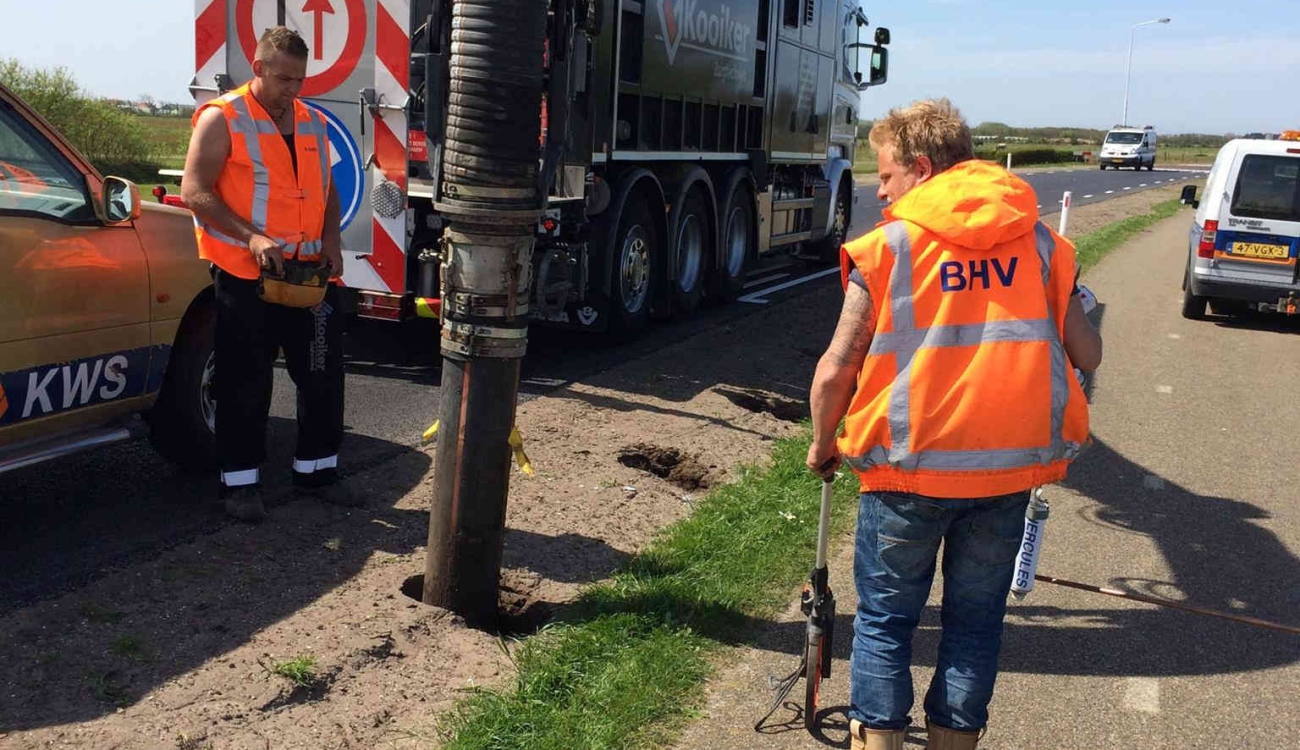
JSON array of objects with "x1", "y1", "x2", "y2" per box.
[
  {"x1": 1074, "y1": 198, "x2": 1188, "y2": 271},
  {"x1": 436, "y1": 200, "x2": 1191, "y2": 748},
  {"x1": 437, "y1": 433, "x2": 857, "y2": 749}
]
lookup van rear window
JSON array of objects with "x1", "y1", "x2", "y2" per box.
[{"x1": 1230, "y1": 154, "x2": 1300, "y2": 222}]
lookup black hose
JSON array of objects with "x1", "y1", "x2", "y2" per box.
[{"x1": 441, "y1": 0, "x2": 547, "y2": 220}]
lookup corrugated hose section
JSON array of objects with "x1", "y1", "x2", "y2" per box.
[{"x1": 441, "y1": 0, "x2": 548, "y2": 211}]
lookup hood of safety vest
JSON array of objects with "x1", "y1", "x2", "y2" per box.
[{"x1": 882, "y1": 160, "x2": 1040, "y2": 251}]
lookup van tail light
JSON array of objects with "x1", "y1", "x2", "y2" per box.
[{"x1": 1198, "y1": 220, "x2": 1218, "y2": 258}]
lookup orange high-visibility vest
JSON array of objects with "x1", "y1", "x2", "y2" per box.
[
  {"x1": 192, "y1": 84, "x2": 331, "y2": 279},
  {"x1": 837, "y1": 212, "x2": 1090, "y2": 499}
]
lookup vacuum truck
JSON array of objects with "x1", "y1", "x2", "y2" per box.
[{"x1": 187, "y1": 0, "x2": 891, "y2": 336}]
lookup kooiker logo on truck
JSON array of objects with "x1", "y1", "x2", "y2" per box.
[{"x1": 657, "y1": 0, "x2": 753, "y2": 65}]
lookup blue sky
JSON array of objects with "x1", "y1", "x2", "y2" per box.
[{"x1": 1, "y1": 0, "x2": 1297, "y2": 134}]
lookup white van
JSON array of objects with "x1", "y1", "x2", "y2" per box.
[
  {"x1": 1099, "y1": 125, "x2": 1158, "y2": 171},
  {"x1": 1180, "y1": 133, "x2": 1300, "y2": 319}
]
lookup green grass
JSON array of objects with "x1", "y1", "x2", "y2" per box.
[
  {"x1": 437, "y1": 433, "x2": 858, "y2": 749},
  {"x1": 266, "y1": 655, "x2": 319, "y2": 688},
  {"x1": 1074, "y1": 199, "x2": 1189, "y2": 271},
  {"x1": 138, "y1": 114, "x2": 192, "y2": 158}
]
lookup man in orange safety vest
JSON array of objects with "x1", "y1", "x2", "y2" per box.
[
  {"x1": 182, "y1": 27, "x2": 356, "y2": 521},
  {"x1": 806, "y1": 99, "x2": 1103, "y2": 750}
]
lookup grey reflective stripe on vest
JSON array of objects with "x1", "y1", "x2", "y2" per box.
[
  {"x1": 846, "y1": 221, "x2": 1080, "y2": 474},
  {"x1": 193, "y1": 215, "x2": 244, "y2": 247},
  {"x1": 301, "y1": 110, "x2": 331, "y2": 201},
  {"x1": 228, "y1": 96, "x2": 271, "y2": 232},
  {"x1": 195, "y1": 217, "x2": 322, "y2": 258},
  {"x1": 1034, "y1": 222, "x2": 1055, "y2": 284},
  {"x1": 281, "y1": 239, "x2": 323, "y2": 257}
]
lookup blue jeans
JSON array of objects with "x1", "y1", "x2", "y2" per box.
[{"x1": 849, "y1": 491, "x2": 1029, "y2": 732}]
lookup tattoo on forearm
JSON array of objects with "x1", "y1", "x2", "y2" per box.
[{"x1": 826, "y1": 285, "x2": 875, "y2": 366}]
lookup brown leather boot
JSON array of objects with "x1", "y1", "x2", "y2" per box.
[
  {"x1": 849, "y1": 719, "x2": 906, "y2": 750},
  {"x1": 926, "y1": 719, "x2": 982, "y2": 749}
]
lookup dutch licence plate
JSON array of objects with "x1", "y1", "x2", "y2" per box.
[
  {"x1": 1111, "y1": 158, "x2": 1124, "y2": 163},
  {"x1": 1230, "y1": 242, "x2": 1291, "y2": 260}
]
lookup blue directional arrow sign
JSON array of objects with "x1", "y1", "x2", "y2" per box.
[{"x1": 304, "y1": 101, "x2": 363, "y2": 231}]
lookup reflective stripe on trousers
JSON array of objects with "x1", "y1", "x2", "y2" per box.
[{"x1": 846, "y1": 221, "x2": 1081, "y2": 473}]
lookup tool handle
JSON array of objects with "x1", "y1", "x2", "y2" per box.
[{"x1": 814, "y1": 478, "x2": 834, "y2": 570}]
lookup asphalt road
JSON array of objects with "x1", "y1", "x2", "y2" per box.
[
  {"x1": 673, "y1": 212, "x2": 1300, "y2": 750},
  {"x1": 0, "y1": 166, "x2": 1203, "y2": 614}
]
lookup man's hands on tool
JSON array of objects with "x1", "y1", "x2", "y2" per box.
[
  {"x1": 806, "y1": 442, "x2": 841, "y2": 480},
  {"x1": 249, "y1": 234, "x2": 285, "y2": 276},
  {"x1": 320, "y1": 242, "x2": 343, "y2": 275}
]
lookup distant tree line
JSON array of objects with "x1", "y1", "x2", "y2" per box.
[
  {"x1": 0, "y1": 60, "x2": 180, "y2": 182},
  {"x1": 858, "y1": 119, "x2": 1234, "y2": 148}
]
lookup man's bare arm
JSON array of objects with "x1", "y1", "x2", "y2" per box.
[
  {"x1": 320, "y1": 181, "x2": 342, "y2": 270},
  {"x1": 807, "y1": 284, "x2": 876, "y2": 475},
  {"x1": 181, "y1": 108, "x2": 260, "y2": 244},
  {"x1": 183, "y1": 107, "x2": 286, "y2": 273},
  {"x1": 1062, "y1": 294, "x2": 1102, "y2": 372}
]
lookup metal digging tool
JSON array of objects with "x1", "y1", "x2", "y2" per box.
[{"x1": 755, "y1": 469, "x2": 837, "y2": 734}]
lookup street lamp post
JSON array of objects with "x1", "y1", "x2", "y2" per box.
[{"x1": 1123, "y1": 17, "x2": 1171, "y2": 126}]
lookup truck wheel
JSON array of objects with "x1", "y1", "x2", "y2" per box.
[
  {"x1": 1099, "y1": 164, "x2": 1107, "y2": 170},
  {"x1": 147, "y1": 294, "x2": 218, "y2": 472},
  {"x1": 811, "y1": 180, "x2": 851, "y2": 265},
  {"x1": 608, "y1": 193, "x2": 657, "y2": 336},
  {"x1": 712, "y1": 175, "x2": 754, "y2": 302},
  {"x1": 670, "y1": 188, "x2": 710, "y2": 317}
]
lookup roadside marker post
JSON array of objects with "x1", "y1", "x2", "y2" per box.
[
  {"x1": 1007, "y1": 152, "x2": 1012, "y2": 170},
  {"x1": 1059, "y1": 191, "x2": 1072, "y2": 236}
]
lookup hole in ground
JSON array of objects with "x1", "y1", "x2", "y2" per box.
[
  {"x1": 715, "y1": 386, "x2": 807, "y2": 422},
  {"x1": 617, "y1": 443, "x2": 717, "y2": 490},
  {"x1": 400, "y1": 573, "x2": 551, "y2": 637}
]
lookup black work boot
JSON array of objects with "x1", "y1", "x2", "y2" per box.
[
  {"x1": 293, "y1": 467, "x2": 364, "y2": 508},
  {"x1": 221, "y1": 484, "x2": 267, "y2": 523}
]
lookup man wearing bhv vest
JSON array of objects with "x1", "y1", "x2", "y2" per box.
[
  {"x1": 182, "y1": 27, "x2": 355, "y2": 522},
  {"x1": 807, "y1": 99, "x2": 1103, "y2": 750}
]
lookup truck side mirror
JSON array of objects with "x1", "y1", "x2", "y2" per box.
[
  {"x1": 1180, "y1": 184, "x2": 1198, "y2": 208},
  {"x1": 875, "y1": 27, "x2": 890, "y2": 45},
  {"x1": 848, "y1": 43, "x2": 888, "y2": 90}
]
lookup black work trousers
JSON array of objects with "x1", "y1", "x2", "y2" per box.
[{"x1": 213, "y1": 268, "x2": 345, "y2": 487}]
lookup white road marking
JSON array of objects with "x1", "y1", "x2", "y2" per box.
[
  {"x1": 1124, "y1": 186, "x2": 1133, "y2": 190},
  {"x1": 1083, "y1": 194, "x2": 1094, "y2": 198},
  {"x1": 1168, "y1": 333, "x2": 1182, "y2": 340},
  {"x1": 1123, "y1": 678, "x2": 1162, "y2": 714},
  {"x1": 737, "y1": 267, "x2": 841, "y2": 305},
  {"x1": 1156, "y1": 385, "x2": 1173, "y2": 394},
  {"x1": 742, "y1": 272, "x2": 791, "y2": 289},
  {"x1": 1105, "y1": 190, "x2": 1114, "y2": 194},
  {"x1": 1139, "y1": 183, "x2": 1148, "y2": 187}
]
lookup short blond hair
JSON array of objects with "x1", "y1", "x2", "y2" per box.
[
  {"x1": 868, "y1": 98, "x2": 974, "y2": 173},
  {"x1": 255, "y1": 26, "x2": 309, "y2": 61}
]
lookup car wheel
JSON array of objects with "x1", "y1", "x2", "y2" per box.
[
  {"x1": 147, "y1": 293, "x2": 218, "y2": 472},
  {"x1": 1181, "y1": 284, "x2": 1208, "y2": 321}
]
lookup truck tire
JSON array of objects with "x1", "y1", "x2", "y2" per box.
[
  {"x1": 670, "y1": 187, "x2": 710, "y2": 317},
  {"x1": 608, "y1": 192, "x2": 658, "y2": 337},
  {"x1": 712, "y1": 173, "x2": 754, "y2": 302},
  {"x1": 810, "y1": 179, "x2": 851, "y2": 265},
  {"x1": 147, "y1": 294, "x2": 218, "y2": 472}
]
